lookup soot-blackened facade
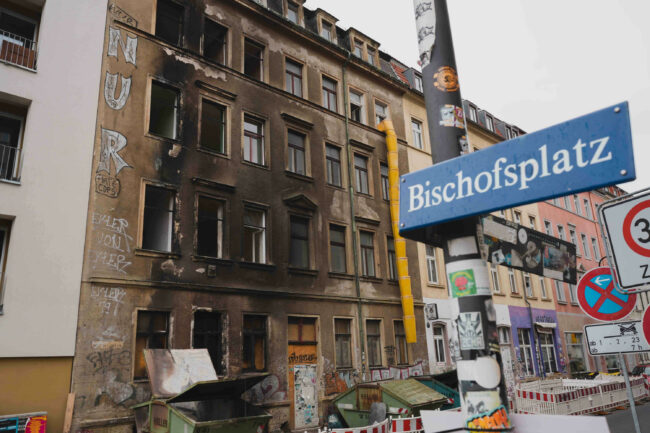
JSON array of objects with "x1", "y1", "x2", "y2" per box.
[{"x1": 70, "y1": 1, "x2": 428, "y2": 432}]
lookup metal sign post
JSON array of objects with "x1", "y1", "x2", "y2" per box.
[{"x1": 619, "y1": 352, "x2": 641, "y2": 433}]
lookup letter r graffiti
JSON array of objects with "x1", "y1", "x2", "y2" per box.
[{"x1": 98, "y1": 128, "x2": 131, "y2": 175}]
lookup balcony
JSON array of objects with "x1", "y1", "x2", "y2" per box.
[
  {"x1": 0, "y1": 30, "x2": 37, "y2": 71},
  {"x1": 0, "y1": 142, "x2": 22, "y2": 183}
]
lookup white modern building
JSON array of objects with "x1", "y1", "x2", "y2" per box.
[{"x1": 0, "y1": 0, "x2": 107, "y2": 429}]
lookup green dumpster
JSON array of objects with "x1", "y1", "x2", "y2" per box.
[
  {"x1": 332, "y1": 379, "x2": 446, "y2": 427},
  {"x1": 133, "y1": 375, "x2": 272, "y2": 433},
  {"x1": 414, "y1": 376, "x2": 460, "y2": 410}
]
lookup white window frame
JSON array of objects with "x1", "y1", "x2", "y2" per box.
[
  {"x1": 518, "y1": 328, "x2": 534, "y2": 376},
  {"x1": 508, "y1": 269, "x2": 517, "y2": 294},
  {"x1": 540, "y1": 277, "x2": 547, "y2": 299},
  {"x1": 555, "y1": 280, "x2": 566, "y2": 302},
  {"x1": 581, "y1": 234, "x2": 591, "y2": 259},
  {"x1": 524, "y1": 273, "x2": 533, "y2": 297},
  {"x1": 425, "y1": 245, "x2": 439, "y2": 284},
  {"x1": 432, "y1": 324, "x2": 446, "y2": 364},
  {"x1": 491, "y1": 263, "x2": 501, "y2": 294},
  {"x1": 591, "y1": 237, "x2": 600, "y2": 261},
  {"x1": 411, "y1": 119, "x2": 423, "y2": 150}
]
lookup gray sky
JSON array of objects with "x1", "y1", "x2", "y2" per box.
[{"x1": 304, "y1": 0, "x2": 650, "y2": 192}]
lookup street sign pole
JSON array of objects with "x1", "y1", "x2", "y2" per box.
[
  {"x1": 618, "y1": 352, "x2": 641, "y2": 433},
  {"x1": 413, "y1": 1, "x2": 510, "y2": 429}
]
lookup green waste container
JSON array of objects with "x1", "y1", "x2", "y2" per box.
[
  {"x1": 133, "y1": 375, "x2": 272, "y2": 433},
  {"x1": 332, "y1": 379, "x2": 446, "y2": 428},
  {"x1": 414, "y1": 376, "x2": 460, "y2": 410}
]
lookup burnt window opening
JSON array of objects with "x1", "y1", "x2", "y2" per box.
[
  {"x1": 243, "y1": 314, "x2": 267, "y2": 371},
  {"x1": 243, "y1": 115, "x2": 264, "y2": 165},
  {"x1": 149, "y1": 81, "x2": 180, "y2": 139},
  {"x1": 380, "y1": 163, "x2": 389, "y2": 201},
  {"x1": 285, "y1": 59, "x2": 303, "y2": 97},
  {"x1": 329, "y1": 224, "x2": 346, "y2": 273},
  {"x1": 325, "y1": 145, "x2": 342, "y2": 187},
  {"x1": 334, "y1": 318, "x2": 352, "y2": 368},
  {"x1": 197, "y1": 196, "x2": 224, "y2": 258},
  {"x1": 322, "y1": 76, "x2": 337, "y2": 112},
  {"x1": 200, "y1": 99, "x2": 226, "y2": 154},
  {"x1": 387, "y1": 236, "x2": 397, "y2": 281},
  {"x1": 193, "y1": 310, "x2": 224, "y2": 375},
  {"x1": 366, "y1": 319, "x2": 382, "y2": 367},
  {"x1": 289, "y1": 215, "x2": 309, "y2": 269},
  {"x1": 242, "y1": 207, "x2": 266, "y2": 263},
  {"x1": 155, "y1": 0, "x2": 184, "y2": 46},
  {"x1": 134, "y1": 310, "x2": 169, "y2": 380},
  {"x1": 359, "y1": 230, "x2": 375, "y2": 277},
  {"x1": 244, "y1": 38, "x2": 264, "y2": 80},
  {"x1": 349, "y1": 90, "x2": 364, "y2": 123},
  {"x1": 354, "y1": 154, "x2": 369, "y2": 195},
  {"x1": 142, "y1": 185, "x2": 175, "y2": 252},
  {"x1": 394, "y1": 320, "x2": 409, "y2": 365},
  {"x1": 0, "y1": 110, "x2": 25, "y2": 182},
  {"x1": 203, "y1": 19, "x2": 227, "y2": 64},
  {"x1": 287, "y1": 129, "x2": 306, "y2": 175}
]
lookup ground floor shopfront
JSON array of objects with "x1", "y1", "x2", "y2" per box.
[{"x1": 69, "y1": 282, "x2": 428, "y2": 433}]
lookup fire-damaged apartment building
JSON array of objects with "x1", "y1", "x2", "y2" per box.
[{"x1": 70, "y1": 0, "x2": 429, "y2": 431}]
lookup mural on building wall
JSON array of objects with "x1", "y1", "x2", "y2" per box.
[{"x1": 243, "y1": 374, "x2": 287, "y2": 404}]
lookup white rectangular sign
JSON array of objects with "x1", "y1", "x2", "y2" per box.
[
  {"x1": 584, "y1": 321, "x2": 650, "y2": 355},
  {"x1": 601, "y1": 190, "x2": 650, "y2": 290}
]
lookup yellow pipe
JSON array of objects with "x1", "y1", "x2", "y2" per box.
[{"x1": 377, "y1": 119, "x2": 416, "y2": 343}]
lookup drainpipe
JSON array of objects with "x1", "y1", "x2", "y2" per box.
[
  {"x1": 342, "y1": 51, "x2": 367, "y2": 380},
  {"x1": 523, "y1": 280, "x2": 545, "y2": 378},
  {"x1": 377, "y1": 120, "x2": 416, "y2": 343}
]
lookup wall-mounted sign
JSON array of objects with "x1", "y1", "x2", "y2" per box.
[
  {"x1": 481, "y1": 215, "x2": 577, "y2": 284},
  {"x1": 399, "y1": 102, "x2": 635, "y2": 234},
  {"x1": 585, "y1": 321, "x2": 650, "y2": 355}
]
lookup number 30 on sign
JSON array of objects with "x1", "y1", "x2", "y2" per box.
[{"x1": 601, "y1": 190, "x2": 650, "y2": 291}]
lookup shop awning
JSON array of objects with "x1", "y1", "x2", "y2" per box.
[{"x1": 535, "y1": 322, "x2": 557, "y2": 334}]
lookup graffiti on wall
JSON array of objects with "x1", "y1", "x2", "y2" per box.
[
  {"x1": 242, "y1": 374, "x2": 287, "y2": 404},
  {"x1": 108, "y1": 4, "x2": 138, "y2": 28},
  {"x1": 107, "y1": 27, "x2": 138, "y2": 66},
  {"x1": 104, "y1": 72, "x2": 132, "y2": 110},
  {"x1": 369, "y1": 361, "x2": 425, "y2": 382},
  {"x1": 323, "y1": 369, "x2": 360, "y2": 396},
  {"x1": 91, "y1": 286, "x2": 126, "y2": 316},
  {"x1": 89, "y1": 212, "x2": 133, "y2": 274},
  {"x1": 293, "y1": 364, "x2": 318, "y2": 429}
]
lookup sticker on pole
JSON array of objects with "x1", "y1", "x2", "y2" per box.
[
  {"x1": 601, "y1": 190, "x2": 650, "y2": 291},
  {"x1": 577, "y1": 267, "x2": 637, "y2": 321}
]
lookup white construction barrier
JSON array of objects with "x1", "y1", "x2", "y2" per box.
[
  {"x1": 514, "y1": 376, "x2": 647, "y2": 415},
  {"x1": 317, "y1": 416, "x2": 424, "y2": 433},
  {"x1": 323, "y1": 418, "x2": 390, "y2": 433}
]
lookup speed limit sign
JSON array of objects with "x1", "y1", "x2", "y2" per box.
[{"x1": 601, "y1": 190, "x2": 650, "y2": 291}]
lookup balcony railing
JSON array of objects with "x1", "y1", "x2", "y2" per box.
[
  {"x1": 0, "y1": 143, "x2": 23, "y2": 182},
  {"x1": 0, "y1": 30, "x2": 37, "y2": 71}
]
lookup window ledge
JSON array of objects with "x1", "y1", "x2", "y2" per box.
[
  {"x1": 557, "y1": 300, "x2": 568, "y2": 305},
  {"x1": 325, "y1": 183, "x2": 345, "y2": 191},
  {"x1": 288, "y1": 267, "x2": 318, "y2": 276},
  {"x1": 527, "y1": 296, "x2": 538, "y2": 300},
  {"x1": 328, "y1": 272, "x2": 354, "y2": 280},
  {"x1": 426, "y1": 283, "x2": 444, "y2": 288},
  {"x1": 192, "y1": 255, "x2": 234, "y2": 266},
  {"x1": 239, "y1": 261, "x2": 276, "y2": 272},
  {"x1": 284, "y1": 170, "x2": 314, "y2": 183},
  {"x1": 135, "y1": 249, "x2": 181, "y2": 259},
  {"x1": 360, "y1": 276, "x2": 383, "y2": 283},
  {"x1": 492, "y1": 292, "x2": 506, "y2": 297},
  {"x1": 510, "y1": 293, "x2": 522, "y2": 298},
  {"x1": 0, "y1": 179, "x2": 21, "y2": 186},
  {"x1": 196, "y1": 147, "x2": 230, "y2": 159},
  {"x1": 387, "y1": 279, "x2": 399, "y2": 285},
  {"x1": 570, "y1": 302, "x2": 579, "y2": 306},
  {"x1": 242, "y1": 160, "x2": 270, "y2": 171},
  {"x1": 541, "y1": 297, "x2": 552, "y2": 302}
]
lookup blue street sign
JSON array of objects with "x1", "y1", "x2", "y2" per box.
[{"x1": 399, "y1": 102, "x2": 636, "y2": 233}]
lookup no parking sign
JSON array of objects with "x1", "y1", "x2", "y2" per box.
[
  {"x1": 601, "y1": 189, "x2": 650, "y2": 292},
  {"x1": 577, "y1": 267, "x2": 637, "y2": 321}
]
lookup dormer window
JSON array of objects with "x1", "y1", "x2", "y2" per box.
[
  {"x1": 414, "y1": 75, "x2": 423, "y2": 92},
  {"x1": 287, "y1": 1, "x2": 299, "y2": 24},
  {"x1": 320, "y1": 21, "x2": 333, "y2": 41},
  {"x1": 468, "y1": 105, "x2": 477, "y2": 122},
  {"x1": 485, "y1": 114, "x2": 494, "y2": 132},
  {"x1": 353, "y1": 39, "x2": 363, "y2": 58},
  {"x1": 367, "y1": 47, "x2": 376, "y2": 66}
]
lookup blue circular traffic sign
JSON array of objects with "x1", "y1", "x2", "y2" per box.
[{"x1": 577, "y1": 267, "x2": 637, "y2": 321}]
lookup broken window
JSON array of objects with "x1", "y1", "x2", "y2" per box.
[
  {"x1": 366, "y1": 320, "x2": 382, "y2": 367},
  {"x1": 289, "y1": 215, "x2": 309, "y2": 268},
  {"x1": 149, "y1": 81, "x2": 180, "y2": 139},
  {"x1": 243, "y1": 315, "x2": 267, "y2": 371},
  {"x1": 394, "y1": 320, "x2": 408, "y2": 365},
  {"x1": 244, "y1": 38, "x2": 264, "y2": 80},
  {"x1": 322, "y1": 76, "x2": 337, "y2": 112},
  {"x1": 325, "y1": 145, "x2": 342, "y2": 187},
  {"x1": 285, "y1": 58, "x2": 302, "y2": 97},
  {"x1": 203, "y1": 19, "x2": 227, "y2": 64},
  {"x1": 387, "y1": 236, "x2": 397, "y2": 281},
  {"x1": 334, "y1": 318, "x2": 352, "y2": 368},
  {"x1": 329, "y1": 224, "x2": 346, "y2": 273},
  {"x1": 134, "y1": 310, "x2": 169, "y2": 380},
  {"x1": 380, "y1": 163, "x2": 389, "y2": 201},
  {"x1": 197, "y1": 196, "x2": 224, "y2": 258},
  {"x1": 354, "y1": 154, "x2": 369, "y2": 195},
  {"x1": 142, "y1": 185, "x2": 175, "y2": 252},
  {"x1": 242, "y1": 207, "x2": 266, "y2": 263},
  {"x1": 200, "y1": 99, "x2": 226, "y2": 154},
  {"x1": 193, "y1": 310, "x2": 224, "y2": 375},
  {"x1": 155, "y1": 0, "x2": 184, "y2": 46},
  {"x1": 0, "y1": 111, "x2": 24, "y2": 181},
  {"x1": 243, "y1": 115, "x2": 264, "y2": 165},
  {"x1": 0, "y1": 219, "x2": 11, "y2": 314},
  {"x1": 349, "y1": 90, "x2": 364, "y2": 123},
  {"x1": 359, "y1": 230, "x2": 375, "y2": 277},
  {"x1": 374, "y1": 101, "x2": 388, "y2": 125},
  {"x1": 287, "y1": 129, "x2": 306, "y2": 175}
]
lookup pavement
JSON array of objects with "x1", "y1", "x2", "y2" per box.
[{"x1": 605, "y1": 400, "x2": 650, "y2": 433}]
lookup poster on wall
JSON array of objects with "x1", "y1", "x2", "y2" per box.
[{"x1": 481, "y1": 215, "x2": 577, "y2": 284}]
